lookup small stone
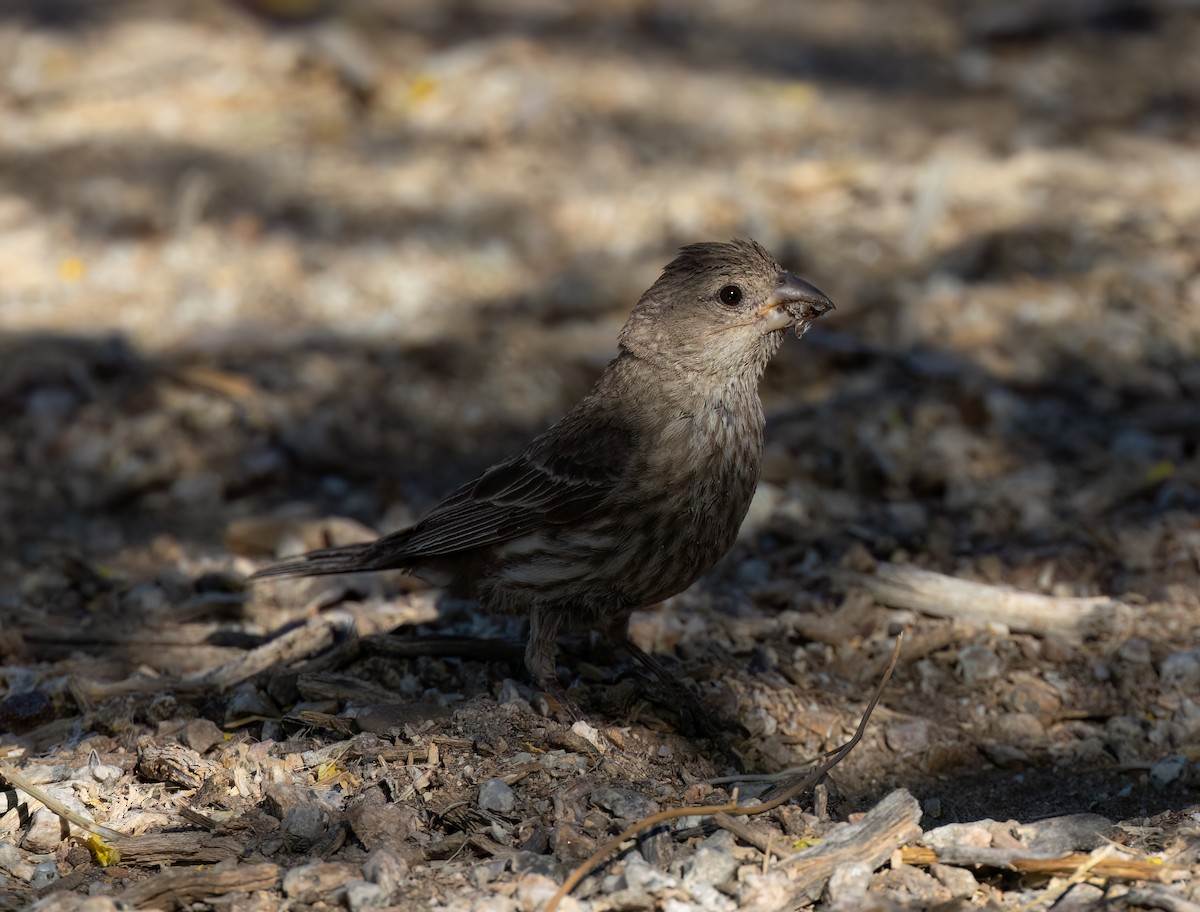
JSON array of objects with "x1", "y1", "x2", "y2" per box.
[
  {"x1": 497, "y1": 679, "x2": 532, "y2": 709},
  {"x1": 619, "y1": 852, "x2": 679, "y2": 894},
  {"x1": 957, "y1": 644, "x2": 1003, "y2": 684},
  {"x1": 1105, "y1": 716, "x2": 1146, "y2": 765},
  {"x1": 737, "y1": 870, "x2": 794, "y2": 912},
  {"x1": 30, "y1": 859, "x2": 59, "y2": 888},
  {"x1": 0, "y1": 842, "x2": 34, "y2": 881},
  {"x1": 682, "y1": 844, "x2": 738, "y2": 889},
  {"x1": 478, "y1": 777, "x2": 516, "y2": 815},
  {"x1": 1116, "y1": 638, "x2": 1153, "y2": 666},
  {"x1": 1150, "y1": 755, "x2": 1189, "y2": 790},
  {"x1": 225, "y1": 685, "x2": 279, "y2": 722},
  {"x1": 823, "y1": 860, "x2": 872, "y2": 909},
  {"x1": 591, "y1": 787, "x2": 655, "y2": 820},
  {"x1": 1017, "y1": 814, "x2": 1111, "y2": 855},
  {"x1": 923, "y1": 821, "x2": 998, "y2": 853},
  {"x1": 89, "y1": 764, "x2": 121, "y2": 783},
  {"x1": 344, "y1": 880, "x2": 386, "y2": 911},
  {"x1": 347, "y1": 796, "x2": 417, "y2": 850},
  {"x1": 183, "y1": 719, "x2": 225, "y2": 754},
  {"x1": 24, "y1": 790, "x2": 93, "y2": 852},
  {"x1": 516, "y1": 873, "x2": 578, "y2": 912},
  {"x1": 885, "y1": 718, "x2": 933, "y2": 755},
  {"x1": 0, "y1": 691, "x2": 54, "y2": 733},
  {"x1": 686, "y1": 881, "x2": 735, "y2": 911},
  {"x1": 930, "y1": 863, "x2": 976, "y2": 899},
  {"x1": 1004, "y1": 678, "x2": 1062, "y2": 718},
  {"x1": 510, "y1": 850, "x2": 559, "y2": 878},
  {"x1": 362, "y1": 847, "x2": 408, "y2": 896},
  {"x1": 262, "y1": 782, "x2": 322, "y2": 819},
  {"x1": 993, "y1": 712, "x2": 1045, "y2": 746},
  {"x1": 281, "y1": 806, "x2": 331, "y2": 843},
  {"x1": 552, "y1": 821, "x2": 597, "y2": 865},
  {"x1": 282, "y1": 861, "x2": 361, "y2": 903},
  {"x1": 569, "y1": 719, "x2": 604, "y2": 750},
  {"x1": 878, "y1": 862, "x2": 946, "y2": 903},
  {"x1": 1160, "y1": 650, "x2": 1200, "y2": 691},
  {"x1": 981, "y1": 742, "x2": 1030, "y2": 768},
  {"x1": 122, "y1": 582, "x2": 167, "y2": 614}
]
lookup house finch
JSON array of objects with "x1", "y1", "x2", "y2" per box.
[{"x1": 254, "y1": 239, "x2": 832, "y2": 721}]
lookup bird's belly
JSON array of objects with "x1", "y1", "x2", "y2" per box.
[{"x1": 477, "y1": 402, "x2": 762, "y2": 617}]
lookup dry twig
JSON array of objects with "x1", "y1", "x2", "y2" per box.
[
  {"x1": 543, "y1": 632, "x2": 905, "y2": 912},
  {"x1": 846, "y1": 563, "x2": 1132, "y2": 640}
]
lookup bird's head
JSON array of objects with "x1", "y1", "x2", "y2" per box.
[{"x1": 618, "y1": 239, "x2": 833, "y2": 375}]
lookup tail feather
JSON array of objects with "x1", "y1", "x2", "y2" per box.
[{"x1": 250, "y1": 543, "x2": 389, "y2": 580}]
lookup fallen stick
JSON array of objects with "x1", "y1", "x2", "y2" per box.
[
  {"x1": 542, "y1": 632, "x2": 905, "y2": 912},
  {"x1": 844, "y1": 563, "x2": 1132, "y2": 640},
  {"x1": 901, "y1": 845, "x2": 1172, "y2": 883},
  {"x1": 785, "y1": 789, "x2": 923, "y2": 903},
  {"x1": 120, "y1": 862, "x2": 280, "y2": 909}
]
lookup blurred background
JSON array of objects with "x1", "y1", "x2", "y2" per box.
[
  {"x1": 1, "y1": 0, "x2": 1199, "y2": 828},
  {"x1": 2, "y1": 0, "x2": 1197, "y2": 571}
]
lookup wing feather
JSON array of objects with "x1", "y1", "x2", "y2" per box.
[{"x1": 395, "y1": 415, "x2": 632, "y2": 558}]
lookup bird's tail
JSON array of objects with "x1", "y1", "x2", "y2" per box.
[{"x1": 250, "y1": 542, "x2": 394, "y2": 580}]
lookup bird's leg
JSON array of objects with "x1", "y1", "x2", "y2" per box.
[{"x1": 526, "y1": 607, "x2": 583, "y2": 724}]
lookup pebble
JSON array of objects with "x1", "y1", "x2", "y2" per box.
[
  {"x1": 569, "y1": 719, "x2": 604, "y2": 750},
  {"x1": 509, "y1": 850, "x2": 558, "y2": 878},
  {"x1": 1160, "y1": 650, "x2": 1200, "y2": 691},
  {"x1": 183, "y1": 719, "x2": 225, "y2": 754},
  {"x1": 930, "y1": 863, "x2": 977, "y2": 899},
  {"x1": 1116, "y1": 638, "x2": 1153, "y2": 667},
  {"x1": 362, "y1": 847, "x2": 409, "y2": 896},
  {"x1": 880, "y1": 862, "x2": 947, "y2": 904},
  {"x1": 1015, "y1": 814, "x2": 1111, "y2": 854},
  {"x1": 24, "y1": 790, "x2": 93, "y2": 853},
  {"x1": 682, "y1": 844, "x2": 738, "y2": 889},
  {"x1": 343, "y1": 881, "x2": 386, "y2": 911},
  {"x1": 619, "y1": 852, "x2": 679, "y2": 894},
  {"x1": 89, "y1": 764, "x2": 122, "y2": 783},
  {"x1": 31, "y1": 860, "x2": 59, "y2": 888},
  {"x1": 957, "y1": 644, "x2": 1003, "y2": 684},
  {"x1": 993, "y1": 712, "x2": 1046, "y2": 745},
  {"x1": 281, "y1": 807, "x2": 332, "y2": 843},
  {"x1": 685, "y1": 880, "x2": 735, "y2": 911},
  {"x1": 478, "y1": 777, "x2": 516, "y2": 815},
  {"x1": 1149, "y1": 755, "x2": 1189, "y2": 789},
  {"x1": 823, "y1": 860, "x2": 872, "y2": 910},
  {"x1": 0, "y1": 842, "x2": 34, "y2": 880},
  {"x1": 0, "y1": 690, "x2": 54, "y2": 733},
  {"x1": 515, "y1": 873, "x2": 579, "y2": 912},
  {"x1": 737, "y1": 870, "x2": 795, "y2": 912},
  {"x1": 552, "y1": 821, "x2": 597, "y2": 865},
  {"x1": 591, "y1": 787, "x2": 655, "y2": 820},
  {"x1": 885, "y1": 718, "x2": 934, "y2": 755},
  {"x1": 1004, "y1": 678, "x2": 1062, "y2": 718}
]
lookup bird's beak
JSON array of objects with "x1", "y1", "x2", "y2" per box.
[{"x1": 757, "y1": 272, "x2": 835, "y2": 336}]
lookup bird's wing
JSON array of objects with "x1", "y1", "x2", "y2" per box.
[{"x1": 394, "y1": 416, "x2": 633, "y2": 558}]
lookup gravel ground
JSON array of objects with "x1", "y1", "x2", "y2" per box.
[{"x1": 2, "y1": 1, "x2": 1199, "y2": 910}]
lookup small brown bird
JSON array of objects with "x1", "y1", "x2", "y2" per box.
[{"x1": 254, "y1": 240, "x2": 832, "y2": 720}]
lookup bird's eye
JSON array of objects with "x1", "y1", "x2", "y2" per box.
[{"x1": 718, "y1": 284, "x2": 743, "y2": 306}]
